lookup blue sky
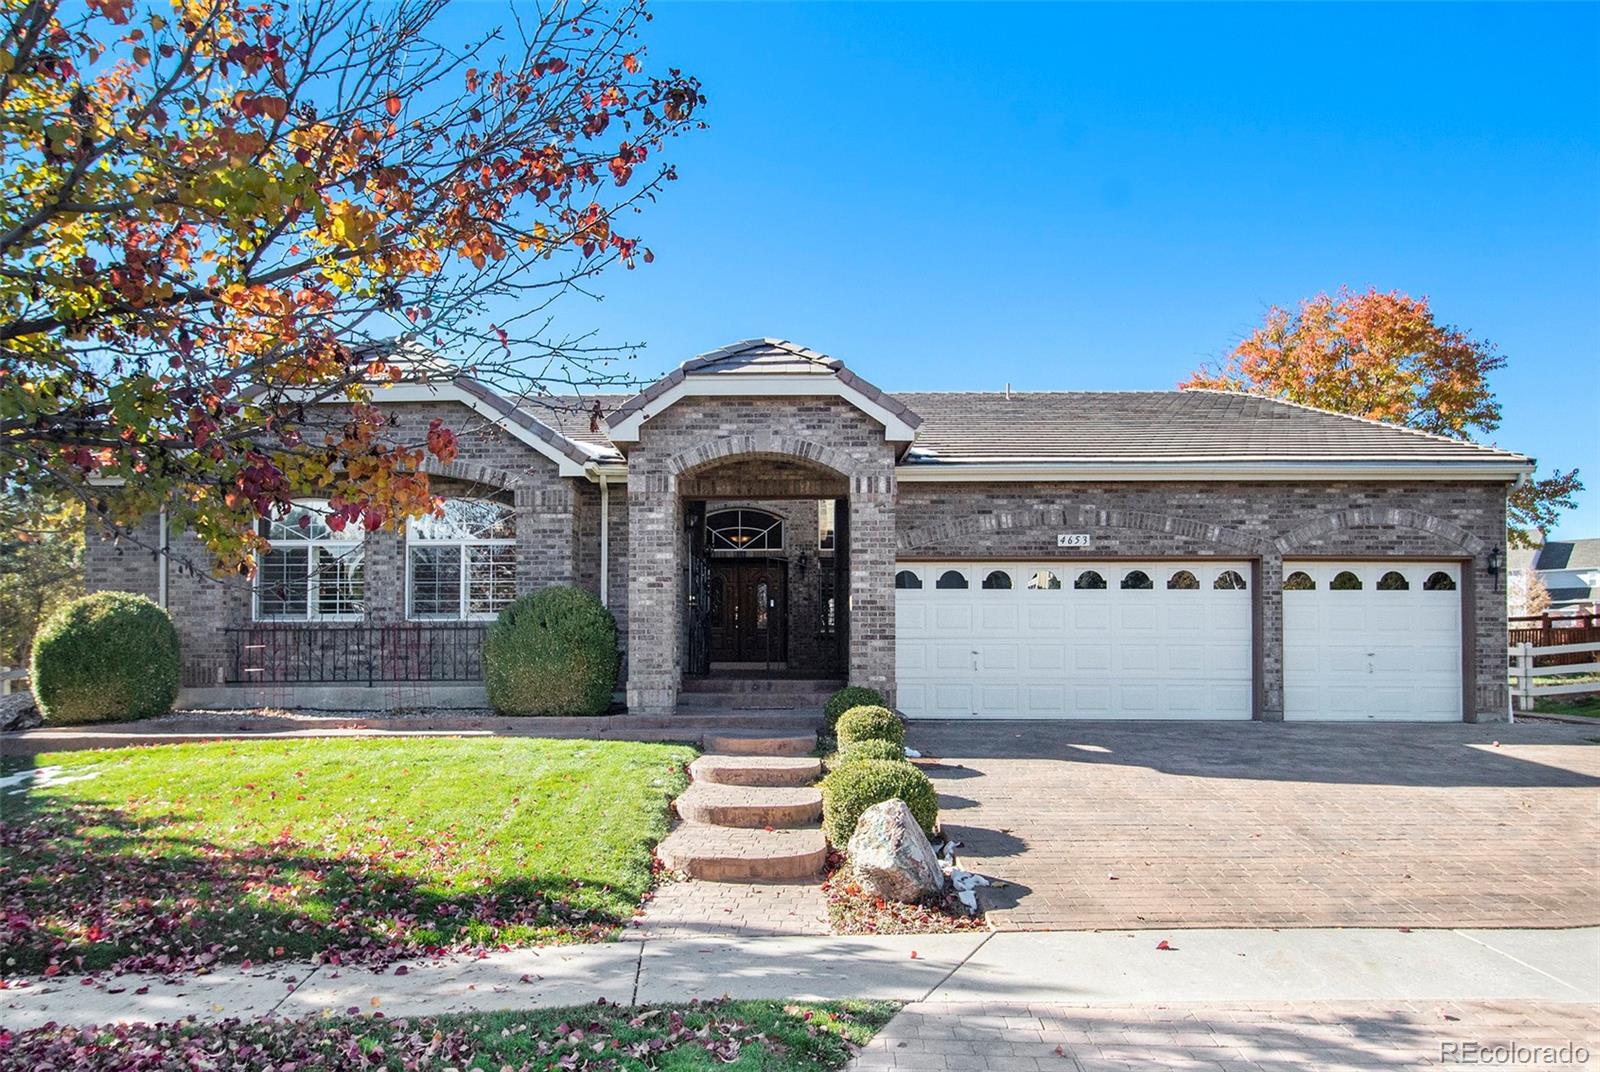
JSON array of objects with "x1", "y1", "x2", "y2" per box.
[{"x1": 510, "y1": 2, "x2": 1598, "y2": 536}]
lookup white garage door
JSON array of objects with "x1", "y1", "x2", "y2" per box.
[
  {"x1": 1282, "y1": 561, "x2": 1463, "y2": 721},
  {"x1": 895, "y1": 561, "x2": 1254, "y2": 719}
]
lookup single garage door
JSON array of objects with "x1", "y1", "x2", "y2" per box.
[
  {"x1": 895, "y1": 560, "x2": 1254, "y2": 719},
  {"x1": 1282, "y1": 561, "x2": 1463, "y2": 721}
]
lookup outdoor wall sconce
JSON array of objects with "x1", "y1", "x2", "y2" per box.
[{"x1": 1487, "y1": 546, "x2": 1501, "y2": 591}]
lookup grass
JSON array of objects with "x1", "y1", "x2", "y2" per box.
[
  {"x1": 0, "y1": 737, "x2": 693, "y2": 977},
  {"x1": 1519, "y1": 671, "x2": 1600, "y2": 718},
  {"x1": 0, "y1": 999, "x2": 900, "y2": 1071}
]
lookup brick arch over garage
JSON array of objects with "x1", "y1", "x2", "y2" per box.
[
  {"x1": 897, "y1": 503, "x2": 1269, "y2": 555},
  {"x1": 1274, "y1": 507, "x2": 1487, "y2": 556}
]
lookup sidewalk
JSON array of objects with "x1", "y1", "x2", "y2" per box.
[{"x1": 4, "y1": 927, "x2": 1595, "y2": 1031}]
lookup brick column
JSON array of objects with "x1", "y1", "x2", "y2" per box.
[
  {"x1": 625, "y1": 468, "x2": 682, "y2": 714},
  {"x1": 848, "y1": 473, "x2": 897, "y2": 704},
  {"x1": 1255, "y1": 551, "x2": 1284, "y2": 720}
]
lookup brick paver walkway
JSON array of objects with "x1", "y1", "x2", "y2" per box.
[
  {"x1": 910, "y1": 721, "x2": 1600, "y2": 931},
  {"x1": 630, "y1": 878, "x2": 829, "y2": 939},
  {"x1": 848, "y1": 1000, "x2": 1599, "y2": 1071}
]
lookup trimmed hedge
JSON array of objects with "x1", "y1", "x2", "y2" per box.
[
  {"x1": 820, "y1": 758, "x2": 939, "y2": 846},
  {"x1": 835, "y1": 704, "x2": 905, "y2": 748},
  {"x1": 482, "y1": 586, "x2": 617, "y2": 716},
  {"x1": 31, "y1": 592, "x2": 180, "y2": 724},
  {"x1": 823, "y1": 686, "x2": 884, "y2": 731},
  {"x1": 837, "y1": 738, "x2": 907, "y2": 764}
]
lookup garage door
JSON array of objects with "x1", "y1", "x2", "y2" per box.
[
  {"x1": 895, "y1": 561, "x2": 1254, "y2": 719},
  {"x1": 1282, "y1": 561, "x2": 1463, "y2": 721}
]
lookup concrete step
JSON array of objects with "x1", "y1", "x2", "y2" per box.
[
  {"x1": 689, "y1": 753, "x2": 822, "y2": 788},
  {"x1": 656, "y1": 823, "x2": 827, "y2": 882},
  {"x1": 674, "y1": 782, "x2": 823, "y2": 828},
  {"x1": 675, "y1": 693, "x2": 832, "y2": 713},
  {"x1": 680, "y1": 677, "x2": 844, "y2": 696},
  {"x1": 703, "y1": 731, "x2": 817, "y2": 757}
]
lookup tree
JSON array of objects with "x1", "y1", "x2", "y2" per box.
[
  {"x1": 0, "y1": 0, "x2": 703, "y2": 572},
  {"x1": 1508, "y1": 567, "x2": 1551, "y2": 618},
  {"x1": 1184, "y1": 287, "x2": 1582, "y2": 545},
  {"x1": 0, "y1": 487, "x2": 83, "y2": 666}
]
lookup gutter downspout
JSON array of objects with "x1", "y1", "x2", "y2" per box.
[
  {"x1": 157, "y1": 507, "x2": 169, "y2": 610},
  {"x1": 597, "y1": 472, "x2": 610, "y2": 608}
]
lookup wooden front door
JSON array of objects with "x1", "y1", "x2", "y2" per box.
[{"x1": 708, "y1": 560, "x2": 787, "y2": 663}]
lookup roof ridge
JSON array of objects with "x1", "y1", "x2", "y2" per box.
[{"x1": 1179, "y1": 387, "x2": 1528, "y2": 460}]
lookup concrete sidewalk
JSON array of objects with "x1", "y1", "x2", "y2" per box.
[{"x1": 3, "y1": 927, "x2": 1595, "y2": 1031}]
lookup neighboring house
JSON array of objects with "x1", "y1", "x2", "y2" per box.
[
  {"x1": 1509, "y1": 539, "x2": 1600, "y2": 612},
  {"x1": 85, "y1": 338, "x2": 1534, "y2": 722}
]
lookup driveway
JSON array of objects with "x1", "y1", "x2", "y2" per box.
[{"x1": 910, "y1": 720, "x2": 1600, "y2": 930}]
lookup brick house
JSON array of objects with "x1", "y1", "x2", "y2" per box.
[{"x1": 86, "y1": 338, "x2": 1532, "y2": 721}]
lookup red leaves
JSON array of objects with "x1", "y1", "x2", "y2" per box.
[{"x1": 385, "y1": 94, "x2": 401, "y2": 117}]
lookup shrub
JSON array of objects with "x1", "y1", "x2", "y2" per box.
[
  {"x1": 823, "y1": 685, "x2": 884, "y2": 731},
  {"x1": 820, "y1": 759, "x2": 939, "y2": 846},
  {"x1": 835, "y1": 704, "x2": 905, "y2": 748},
  {"x1": 483, "y1": 586, "x2": 618, "y2": 716},
  {"x1": 31, "y1": 592, "x2": 180, "y2": 724},
  {"x1": 838, "y1": 738, "x2": 907, "y2": 764}
]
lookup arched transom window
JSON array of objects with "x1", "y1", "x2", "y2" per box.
[
  {"x1": 706, "y1": 509, "x2": 785, "y2": 552},
  {"x1": 407, "y1": 498, "x2": 517, "y2": 620}
]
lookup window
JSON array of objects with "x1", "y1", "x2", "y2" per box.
[
  {"x1": 1074, "y1": 570, "x2": 1106, "y2": 590},
  {"x1": 1214, "y1": 569, "x2": 1247, "y2": 591},
  {"x1": 1283, "y1": 571, "x2": 1316, "y2": 591},
  {"x1": 1167, "y1": 570, "x2": 1199, "y2": 590},
  {"x1": 895, "y1": 569, "x2": 923, "y2": 590},
  {"x1": 982, "y1": 570, "x2": 1013, "y2": 590},
  {"x1": 407, "y1": 498, "x2": 517, "y2": 620},
  {"x1": 1028, "y1": 569, "x2": 1061, "y2": 590},
  {"x1": 1121, "y1": 569, "x2": 1153, "y2": 590},
  {"x1": 1424, "y1": 571, "x2": 1457, "y2": 591},
  {"x1": 1330, "y1": 570, "x2": 1362, "y2": 591},
  {"x1": 254, "y1": 500, "x2": 365, "y2": 620},
  {"x1": 706, "y1": 508, "x2": 784, "y2": 551},
  {"x1": 817, "y1": 500, "x2": 836, "y2": 552},
  {"x1": 935, "y1": 569, "x2": 969, "y2": 590},
  {"x1": 1377, "y1": 570, "x2": 1410, "y2": 591}
]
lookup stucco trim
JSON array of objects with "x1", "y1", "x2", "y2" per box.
[
  {"x1": 895, "y1": 460, "x2": 1532, "y2": 482},
  {"x1": 898, "y1": 503, "x2": 1269, "y2": 555}
]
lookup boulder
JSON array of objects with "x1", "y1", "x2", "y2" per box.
[
  {"x1": 0, "y1": 690, "x2": 41, "y2": 732},
  {"x1": 846, "y1": 798, "x2": 945, "y2": 903}
]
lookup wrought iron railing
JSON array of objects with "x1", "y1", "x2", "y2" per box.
[{"x1": 224, "y1": 623, "x2": 487, "y2": 685}]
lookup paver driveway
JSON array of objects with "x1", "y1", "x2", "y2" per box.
[{"x1": 910, "y1": 721, "x2": 1600, "y2": 930}]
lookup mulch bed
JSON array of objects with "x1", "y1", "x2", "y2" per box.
[{"x1": 821, "y1": 849, "x2": 987, "y2": 935}]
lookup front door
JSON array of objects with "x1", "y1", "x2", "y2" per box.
[{"x1": 708, "y1": 560, "x2": 787, "y2": 663}]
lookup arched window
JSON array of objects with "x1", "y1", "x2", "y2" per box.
[
  {"x1": 1167, "y1": 570, "x2": 1199, "y2": 590},
  {"x1": 895, "y1": 569, "x2": 922, "y2": 590},
  {"x1": 936, "y1": 569, "x2": 969, "y2": 590},
  {"x1": 407, "y1": 498, "x2": 517, "y2": 620},
  {"x1": 1377, "y1": 570, "x2": 1410, "y2": 591},
  {"x1": 1074, "y1": 570, "x2": 1106, "y2": 590},
  {"x1": 255, "y1": 499, "x2": 365, "y2": 620},
  {"x1": 1028, "y1": 569, "x2": 1061, "y2": 590},
  {"x1": 1424, "y1": 571, "x2": 1457, "y2": 591},
  {"x1": 1214, "y1": 570, "x2": 1247, "y2": 591},
  {"x1": 1121, "y1": 569, "x2": 1153, "y2": 590},
  {"x1": 982, "y1": 570, "x2": 1013, "y2": 590},
  {"x1": 1330, "y1": 570, "x2": 1362, "y2": 591},
  {"x1": 1283, "y1": 571, "x2": 1315, "y2": 591},
  {"x1": 706, "y1": 508, "x2": 784, "y2": 551}
]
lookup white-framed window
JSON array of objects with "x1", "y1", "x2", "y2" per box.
[
  {"x1": 254, "y1": 500, "x2": 365, "y2": 621},
  {"x1": 406, "y1": 498, "x2": 518, "y2": 620}
]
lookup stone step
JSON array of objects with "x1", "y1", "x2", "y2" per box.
[
  {"x1": 689, "y1": 753, "x2": 822, "y2": 788},
  {"x1": 656, "y1": 823, "x2": 827, "y2": 882},
  {"x1": 703, "y1": 731, "x2": 817, "y2": 757},
  {"x1": 675, "y1": 782, "x2": 823, "y2": 828}
]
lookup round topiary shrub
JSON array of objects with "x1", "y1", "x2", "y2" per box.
[
  {"x1": 31, "y1": 591, "x2": 180, "y2": 725},
  {"x1": 835, "y1": 704, "x2": 905, "y2": 748},
  {"x1": 483, "y1": 586, "x2": 617, "y2": 716},
  {"x1": 838, "y1": 738, "x2": 907, "y2": 764},
  {"x1": 820, "y1": 758, "x2": 939, "y2": 846},
  {"x1": 824, "y1": 685, "x2": 884, "y2": 731}
]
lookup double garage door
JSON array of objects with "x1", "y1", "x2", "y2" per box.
[{"x1": 894, "y1": 559, "x2": 1463, "y2": 721}]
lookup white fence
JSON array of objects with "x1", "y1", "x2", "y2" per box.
[{"x1": 1508, "y1": 640, "x2": 1600, "y2": 712}]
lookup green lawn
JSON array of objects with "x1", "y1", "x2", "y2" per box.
[
  {"x1": 0, "y1": 999, "x2": 899, "y2": 1072},
  {"x1": 0, "y1": 737, "x2": 693, "y2": 976}
]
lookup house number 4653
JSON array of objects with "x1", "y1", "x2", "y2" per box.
[{"x1": 1057, "y1": 533, "x2": 1091, "y2": 548}]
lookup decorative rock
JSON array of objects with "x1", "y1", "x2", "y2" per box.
[
  {"x1": 846, "y1": 798, "x2": 946, "y2": 903},
  {"x1": 0, "y1": 691, "x2": 41, "y2": 732}
]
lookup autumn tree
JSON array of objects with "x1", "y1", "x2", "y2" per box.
[
  {"x1": 1184, "y1": 287, "x2": 1582, "y2": 545},
  {"x1": 0, "y1": 0, "x2": 703, "y2": 571},
  {"x1": 0, "y1": 487, "x2": 83, "y2": 666}
]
